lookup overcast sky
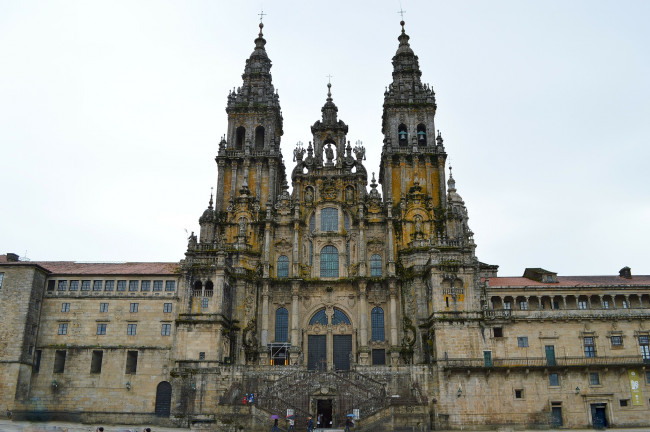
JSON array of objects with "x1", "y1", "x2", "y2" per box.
[{"x1": 1, "y1": 1, "x2": 649, "y2": 276}]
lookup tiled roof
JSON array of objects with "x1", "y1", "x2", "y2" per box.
[
  {"x1": 0, "y1": 256, "x2": 179, "y2": 275},
  {"x1": 484, "y1": 276, "x2": 650, "y2": 288}
]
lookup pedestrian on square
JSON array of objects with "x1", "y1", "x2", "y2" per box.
[
  {"x1": 271, "y1": 418, "x2": 280, "y2": 432},
  {"x1": 307, "y1": 415, "x2": 314, "y2": 432}
]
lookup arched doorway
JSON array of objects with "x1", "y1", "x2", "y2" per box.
[{"x1": 155, "y1": 381, "x2": 172, "y2": 417}]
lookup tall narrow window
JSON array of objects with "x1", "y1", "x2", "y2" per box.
[
  {"x1": 398, "y1": 124, "x2": 408, "y2": 146},
  {"x1": 126, "y1": 351, "x2": 138, "y2": 374},
  {"x1": 346, "y1": 242, "x2": 350, "y2": 267},
  {"x1": 309, "y1": 241, "x2": 313, "y2": 266},
  {"x1": 320, "y1": 245, "x2": 339, "y2": 277},
  {"x1": 235, "y1": 126, "x2": 245, "y2": 149},
  {"x1": 54, "y1": 350, "x2": 66, "y2": 373},
  {"x1": 344, "y1": 213, "x2": 350, "y2": 231},
  {"x1": 321, "y1": 208, "x2": 338, "y2": 231},
  {"x1": 309, "y1": 214, "x2": 315, "y2": 234},
  {"x1": 370, "y1": 254, "x2": 382, "y2": 277},
  {"x1": 91, "y1": 350, "x2": 103, "y2": 374},
  {"x1": 371, "y1": 307, "x2": 385, "y2": 341},
  {"x1": 639, "y1": 335, "x2": 650, "y2": 361},
  {"x1": 275, "y1": 308, "x2": 289, "y2": 342},
  {"x1": 255, "y1": 126, "x2": 264, "y2": 149},
  {"x1": 417, "y1": 124, "x2": 427, "y2": 145},
  {"x1": 277, "y1": 255, "x2": 289, "y2": 278},
  {"x1": 584, "y1": 337, "x2": 596, "y2": 357}
]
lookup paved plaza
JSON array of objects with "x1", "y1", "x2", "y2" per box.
[{"x1": 3, "y1": 420, "x2": 650, "y2": 432}]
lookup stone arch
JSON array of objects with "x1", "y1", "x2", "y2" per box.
[
  {"x1": 235, "y1": 126, "x2": 245, "y2": 149},
  {"x1": 155, "y1": 381, "x2": 172, "y2": 417},
  {"x1": 255, "y1": 126, "x2": 264, "y2": 149},
  {"x1": 417, "y1": 123, "x2": 427, "y2": 145},
  {"x1": 398, "y1": 123, "x2": 408, "y2": 146}
]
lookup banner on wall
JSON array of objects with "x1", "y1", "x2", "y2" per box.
[{"x1": 628, "y1": 370, "x2": 643, "y2": 406}]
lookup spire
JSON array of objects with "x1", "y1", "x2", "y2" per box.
[
  {"x1": 383, "y1": 20, "x2": 435, "y2": 107},
  {"x1": 320, "y1": 82, "x2": 339, "y2": 125},
  {"x1": 227, "y1": 22, "x2": 280, "y2": 113},
  {"x1": 199, "y1": 190, "x2": 216, "y2": 224}
]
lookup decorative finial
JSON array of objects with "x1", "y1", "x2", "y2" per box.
[
  {"x1": 209, "y1": 187, "x2": 214, "y2": 207},
  {"x1": 326, "y1": 74, "x2": 333, "y2": 84},
  {"x1": 326, "y1": 82, "x2": 332, "y2": 100},
  {"x1": 398, "y1": 2, "x2": 406, "y2": 21},
  {"x1": 258, "y1": 22, "x2": 264, "y2": 37},
  {"x1": 449, "y1": 166, "x2": 453, "y2": 179}
]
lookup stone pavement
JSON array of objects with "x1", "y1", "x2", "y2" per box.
[
  {"x1": 2, "y1": 421, "x2": 650, "y2": 432},
  {"x1": 0, "y1": 420, "x2": 187, "y2": 432}
]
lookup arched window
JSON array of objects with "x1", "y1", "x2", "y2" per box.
[
  {"x1": 205, "y1": 280, "x2": 214, "y2": 293},
  {"x1": 277, "y1": 255, "x2": 289, "y2": 278},
  {"x1": 255, "y1": 126, "x2": 265, "y2": 149},
  {"x1": 398, "y1": 124, "x2": 408, "y2": 146},
  {"x1": 332, "y1": 308, "x2": 351, "y2": 325},
  {"x1": 320, "y1": 245, "x2": 339, "y2": 277},
  {"x1": 370, "y1": 254, "x2": 382, "y2": 277},
  {"x1": 371, "y1": 307, "x2": 385, "y2": 341},
  {"x1": 235, "y1": 126, "x2": 245, "y2": 149},
  {"x1": 309, "y1": 214, "x2": 315, "y2": 234},
  {"x1": 309, "y1": 308, "x2": 328, "y2": 325},
  {"x1": 417, "y1": 124, "x2": 427, "y2": 146},
  {"x1": 193, "y1": 280, "x2": 203, "y2": 291},
  {"x1": 321, "y1": 208, "x2": 338, "y2": 231},
  {"x1": 275, "y1": 308, "x2": 288, "y2": 342},
  {"x1": 344, "y1": 213, "x2": 350, "y2": 231}
]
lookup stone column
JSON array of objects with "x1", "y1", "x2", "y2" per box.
[
  {"x1": 216, "y1": 160, "x2": 226, "y2": 211},
  {"x1": 256, "y1": 161, "x2": 263, "y2": 199},
  {"x1": 359, "y1": 281, "x2": 369, "y2": 347},
  {"x1": 269, "y1": 160, "x2": 277, "y2": 204},
  {"x1": 230, "y1": 161, "x2": 238, "y2": 200},
  {"x1": 425, "y1": 157, "x2": 432, "y2": 196},
  {"x1": 385, "y1": 162, "x2": 393, "y2": 200},
  {"x1": 389, "y1": 282, "x2": 400, "y2": 366},
  {"x1": 438, "y1": 157, "x2": 446, "y2": 208},
  {"x1": 290, "y1": 282, "x2": 301, "y2": 364},
  {"x1": 386, "y1": 202, "x2": 396, "y2": 275},
  {"x1": 562, "y1": 296, "x2": 567, "y2": 310},
  {"x1": 263, "y1": 214, "x2": 271, "y2": 278},
  {"x1": 292, "y1": 207, "x2": 300, "y2": 277},
  {"x1": 400, "y1": 156, "x2": 406, "y2": 198},
  {"x1": 261, "y1": 282, "x2": 269, "y2": 346},
  {"x1": 358, "y1": 204, "x2": 366, "y2": 277}
]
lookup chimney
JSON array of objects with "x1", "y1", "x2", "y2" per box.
[
  {"x1": 619, "y1": 266, "x2": 632, "y2": 279},
  {"x1": 6, "y1": 253, "x2": 19, "y2": 262}
]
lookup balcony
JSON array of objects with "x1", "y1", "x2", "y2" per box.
[{"x1": 441, "y1": 355, "x2": 649, "y2": 370}]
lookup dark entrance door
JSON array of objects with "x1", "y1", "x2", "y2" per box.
[
  {"x1": 545, "y1": 345, "x2": 556, "y2": 366},
  {"x1": 551, "y1": 406, "x2": 563, "y2": 426},
  {"x1": 308, "y1": 335, "x2": 327, "y2": 371},
  {"x1": 591, "y1": 403, "x2": 608, "y2": 429},
  {"x1": 333, "y1": 335, "x2": 352, "y2": 370},
  {"x1": 155, "y1": 381, "x2": 172, "y2": 417},
  {"x1": 317, "y1": 399, "x2": 333, "y2": 429}
]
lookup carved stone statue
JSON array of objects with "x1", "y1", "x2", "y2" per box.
[
  {"x1": 305, "y1": 187, "x2": 314, "y2": 204},
  {"x1": 325, "y1": 143, "x2": 334, "y2": 164}
]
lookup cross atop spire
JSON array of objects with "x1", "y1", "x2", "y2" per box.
[
  {"x1": 326, "y1": 74, "x2": 333, "y2": 85},
  {"x1": 397, "y1": 5, "x2": 406, "y2": 21},
  {"x1": 258, "y1": 9, "x2": 267, "y2": 23}
]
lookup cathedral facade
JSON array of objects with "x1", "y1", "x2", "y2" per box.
[{"x1": 1, "y1": 21, "x2": 649, "y2": 431}]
